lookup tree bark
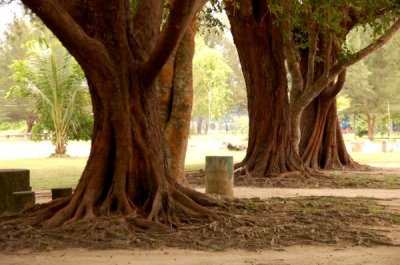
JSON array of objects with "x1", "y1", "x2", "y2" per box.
[
  {"x1": 158, "y1": 16, "x2": 200, "y2": 186},
  {"x1": 225, "y1": 0, "x2": 303, "y2": 178},
  {"x1": 285, "y1": 6, "x2": 400, "y2": 165},
  {"x1": 301, "y1": 95, "x2": 355, "y2": 169},
  {"x1": 300, "y1": 69, "x2": 356, "y2": 169},
  {"x1": 54, "y1": 124, "x2": 67, "y2": 156},
  {"x1": 21, "y1": 0, "x2": 214, "y2": 227},
  {"x1": 25, "y1": 114, "x2": 36, "y2": 134},
  {"x1": 367, "y1": 114, "x2": 375, "y2": 140}
]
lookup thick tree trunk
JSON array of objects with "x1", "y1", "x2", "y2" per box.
[
  {"x1": 158, "y1": 19, "x2": 197, "y2": 186},
  {"x1": 296, "y1": 32, "x2": 356, "y2": 170},
  {"x1": 21, "y1": 0, "x2": 215, "y2": 228},
  {"x1": 323, "y1": 100, "x2": 354, "y2": 169},
  {"x1": 301, "y1": 95, "x2": 354, "y2": 169},
  {"x1": 226, "y1": 1, "x2": 303, "y2": 178}
]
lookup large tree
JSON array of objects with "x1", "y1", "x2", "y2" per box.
[
  {"x1": 20, "y1": 0, "x2": 214, "y2": 227},
  {"x1": 225, "y1": 0, "x2": 304, "y2": 178},
  {"x1": 225, "y1": 0, "x2": 400, "y2": 175},
  {"x1": 283, "y1": 1, "x2": 400, "y2": 169}
]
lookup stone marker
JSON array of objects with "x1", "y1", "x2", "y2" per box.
[
  {"x1": 351, "y1": 142, "x2": 363, "y2": 152},
  {"x1": 12, "y1": 191, "x2": 35, "y2": 212},
  {"x1": 205, "y1": 156, "x2": 234, "y2": 196},
  {"x1": 0, "y1": 169, "x2": 31, "y2": 213},
  {"x1": 51, "y1": 188, "x2": 73, "y2": 200},
  {"x1": 382, "y1": 141, "x2": 387, "y2": 152}
]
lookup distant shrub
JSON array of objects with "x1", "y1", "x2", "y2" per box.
[{"x1": 0, "y1": 120, "x2": 25, "y2": 131}]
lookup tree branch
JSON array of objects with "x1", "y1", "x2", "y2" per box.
[
  {"x1": 300, "y1": 18, "x2": 400, "y2": 110},
  {"x1": 21, "y1": 0, "x2": 111, "y2": 75},
  {"x1": 323, "y1": 69, "x2": 346, "y2": 99},
  {"x1": 141, "y1": 0, "x2": 198, "y2": 86},
  {"x1": 224, "y1": 0, "x2": 254, "y2": 22},
  {"x1": 323, "y1": 33, "x2": 333, "y2": 77},
  {"x1": 305, "y1": 5, "x2": 318, "y2": 90},
  {"x1": 343, "y1": 18, "x2": 400, "y2": 68},
  {"x1": 131, "y1": 0, "x2": 163, "y2": 60},
  {"x1": 282, "y1": 17, "x2": 304, "y2": 97}
]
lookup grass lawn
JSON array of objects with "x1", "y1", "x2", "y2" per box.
[
  {"x1": 350, "y1": 151, "x2": 400, "y2": 164},
  {"x1": 0, "y1": 134, "x2": 399, "y2": 190},
  {"x1": 0, "y1": 157, "x2": 87, "y2": 190}
]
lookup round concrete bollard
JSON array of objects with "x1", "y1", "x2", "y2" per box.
[
  {"x1": 51, "y1": 188, "x2": 73, "y2": 200},
  {"x1": 205, "y1": 156, "x2": 234, "y2": 197}
]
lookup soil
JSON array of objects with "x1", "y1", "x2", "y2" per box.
[{"x1": 1, "y1": 246, "x2": 400, "y2": 265}]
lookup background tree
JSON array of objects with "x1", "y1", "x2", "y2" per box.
[
  {"x1": 201, "y1": 16, "x2": 247, "y2": 113},
  {"x1": 0, "y1": 18, "x2": 38, "y2": 133},
  {"x1": 224, "y1": 0, "x2": 399, "y2": 176},
  {"x1": 18, "y1": 0, "x2": 214, "y2": 228},
  {"x1": 281, "y1": 1, "x2": 400, "y2": 169},
  {"x1": 343, "y1": 29, "x2": 400, "y2": 140},
  {"x1": 8, "y1": 35, "x2": 92, "y2": 155},
  {"x1": 193, "y1": 36, "x2": 232, "y2": 133}
]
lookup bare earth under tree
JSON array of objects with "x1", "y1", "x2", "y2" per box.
[{"x1": 1, "y1": 196, "x2": 399, "y2": 252}]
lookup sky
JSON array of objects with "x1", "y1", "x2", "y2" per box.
[{"x1": 0, "y1": 1, "x2": 23, "y2": 36}]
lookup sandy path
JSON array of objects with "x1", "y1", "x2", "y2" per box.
[
  {"x1": 1, "y1": 246, "x2": 400, "y2": 265},
  {"x1": 35, "y1": 187, "x2": 400, "y2": 204},
  {"x1": 224, "y1": 187, "x2": 400, "y2": 199}
]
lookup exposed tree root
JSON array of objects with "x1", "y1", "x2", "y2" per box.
[
  {"x1": 276, "y1": 171, "x2": 303, "y2": 179},
  {"x1": 1, "y1": 197, "x2": 398, "y2": 252},
  {"x1": 1, "y1": 183, "x2": 221, "y2": 231}
]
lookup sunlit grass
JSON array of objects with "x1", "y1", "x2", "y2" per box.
[
  {"x1": 350, "y1": 151, "x2": 400, "y2": 164},
  {"x1": 0, "y1": 157, "x2": 87, "y2": 190},
  {"x1": 0, "y1": 134, "x2": 399, "y2": 190}
]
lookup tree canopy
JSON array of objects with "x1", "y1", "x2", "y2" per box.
[
  {"x1": 193, "y1": 37, "x2": 232, "y2": 122},
  {"x1": 0, "y1": 18, "x2": 38, "y2": 129},
  {"x1": 343, "y1": 29, "x2": 400, "y2": 139}
]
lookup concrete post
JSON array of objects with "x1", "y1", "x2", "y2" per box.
[{"x1": 205, "y1": 156, "x2": 234, "y2": 196}]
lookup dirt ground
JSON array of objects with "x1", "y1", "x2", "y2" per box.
[
  {"x1": 1, "y1": 187, "x2": 400, "y2": 265},
  {"x1": 1, "y1": 245, "x2": 399, "y2": 265},
  {"x1": 205, "y1": 187, "x2": 400, "y2": 199}
]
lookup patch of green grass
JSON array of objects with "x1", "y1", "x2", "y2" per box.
[
  {"x1": 367, "y1": 204, "x2": 400, "y2": 224},
  {"x1": 334, "y1": 174, "x2": 400, "y2": 189},
  {"x1": 385, "y1": 214, "x2": 400, "y2": 224},
  {"x1": 211, "y1": 244, "x2": 225, "y2": 252},
  {"x1": 1, "y1": 134, "x2": 399, "y2": 190},
  {"x1": 350, "y1": 152, "x2": 400, "y2": 164},
  {"x1": 0, "y1": 157, "x2": 87, "y2": 190}
]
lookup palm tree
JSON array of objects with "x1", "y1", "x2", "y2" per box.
[{"x1": 9, "y1": 35, "x2": 91, "y2": 156}]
